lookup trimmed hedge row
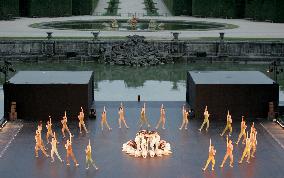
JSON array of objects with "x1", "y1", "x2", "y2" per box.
[
  {"x1": 163, "y1": 0, "x2": 191, "y2": 16},
  {"x1": 245, "y1": 0, "x2": 284, "y2": 22},
  {"x1": 28, "y1": 0, "x2": 72, "y2": 17},
  {"x1": 163, "y1": 0, "x2": 284, "y2": 22},
  {"x1": 0, "y1": 0, "x2": 99, "y2": 18},
  {"x1": 192, "y1": 0, "x2": 237, "y2": 18},
  {"x1": 72, "y1": 0, "x2": 99, "y2": 15},
  {"x1": 0, "y1": 0, "x2": 19, "y2": 18}
]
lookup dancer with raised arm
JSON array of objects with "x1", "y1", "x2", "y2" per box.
[
  {"x1": 85, "y1": 140, "x2": 99, "y2": 170},
  {"x1": 61, "y1": 111, "x2": 73, "y2": 138},
  {"x1": 138, "y1": 103, "x2": 151, "y2": 128},
  {"x1": 78, "y1": 107, "x2": 88, "y2": 134},
  {"x1": 101, "y1": 106, "x2": 112, "y2": 131},
  {"x1": 199, "y1": 106, "x2": 210, "y2": 132},
  {"x1": 156, "y1": 104, "x2": 166, "y2": 129},
  {"x1": 220, "y1": 135, "x2": 234, "y2": 168},
  {"x1": 236, "y1": 116, "x2": 247, "y2": 145},
  {"x1": 202, "y1": 139, "x2": 216, "y2": 171},
  {"x1": 65, "y1": 134, "x2": 79, "y2": 166},
  {"x1": 50, "y1": 132, "x2": 63, "y2": 163},
  {"x1": 220, "y1": 110, "x2": 233, "y2": 136},
  {"x1": 118, "y1": 102, "x2": 129, "y2": 129}
]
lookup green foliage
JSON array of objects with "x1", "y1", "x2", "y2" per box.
[
  {"x1": 144, "y1": 0, "x2": 159, "y2": 16},
  {"x1": 72, "y1": 0, "x2": 99, "y2": 15},
  {"x1": 192, "y1": 0, "x2": 237, "y2": 18},
  {"x1": 29, "y1": 0, "x2": 72, "y2": 17},
  {"x1": 0, "y1": 0, "x2": 19, "y2": 19},
  {"x1": 163, "y1": 0, "x2": 192, "y2": 15},
  {"x1": 105, "y1": 0, "x2": 119, "y2": 16},
  {"x1": 245, "y1": 0, "x2": 284, "y2": 22}
]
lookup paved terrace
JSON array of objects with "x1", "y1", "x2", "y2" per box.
[
  {"x1": 0, "y1": 101, "x2": 284, "y2": 178},
  {"x1": 1, "y1": 16, "x2": 284, "y2": 39}
]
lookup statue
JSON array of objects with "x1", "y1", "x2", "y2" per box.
[
  {"x1": 202, "y1": 139, "x2": 216, "y2": 171},
  {"x1": 65, "y1": 134, "x2": 79, "y2": 166},
  {"x1": 46, "y1": 116, "x2": 54, "y2": 143},
  {"x1": 148, "y1": 19, "x2": 157, "y2": 30},
  {"x1": 220, "y1": 135, "x2": 234, "y2": 168},
  {"x1": 85, "y1": 140, "x2": 99, "y2": 170},
  {"x1": 78, "y1": 107, "x2": 88, "y2": 134},
  {"x1": 155, "y1": 104, "x2": 166, "y2": 129},
  {"x1": 138, "y1": 103, "x2": 151, "y2": 128},
  {"x1": 220, "y1": 110, "x2": 233, "y2": 136},
  {"x1": 128, "y1": 15, "x2": 138, "y2": 30},
  {"x1": 236, "y1": 116, "x2": 247, "y2": 145},
  {"x1": 199, "y1": 106, "x2": 210, "y2": 132},
  {"x1": 101, "y1": 106, "x2": 112, "y2": 131},
  {"x1": 50, "y1": 132, "x2": 63, "y2": 163},
  {"x1": 61, "y1": 111, "x2": 73, "y2": 138},
  {"x1": 111, "y1": 19, "x2": 119, "y2": 29},
  {"x1": 179, "y1": 104, "x2": 189, "y2": 130}
]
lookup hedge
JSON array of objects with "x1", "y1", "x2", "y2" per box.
[
  {"x1": 245, "y1": 0, "x2": 284, "y2": 22},
  {"x1": 72, "y1": 0, "x2": 99, "y2": 15},
  {"x1": 28, "y1": 0, "x2": 72, "y2": 17},
  {"x1": 0, "y1": 0, "x2": 19, "y2": 18},
  {"x1": 163, "y1": 0, "x2": 192, "y2": 15},
  {"x1": 192, "y1": 0, "x2": 237, "y2": 18}
]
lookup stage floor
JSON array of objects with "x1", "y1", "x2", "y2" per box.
[{"x1": 0, "y1": 101, "x2": 284, "y2": 178}]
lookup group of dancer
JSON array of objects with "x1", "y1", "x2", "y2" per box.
[
  {"x1": 200, "y1": 107, "x2": 258, "y2": 171},
  {"x1": 35, "y1": 102, "x2": 258, "y2": 172},
  {"x1": 122, "y1": 130, "x2": 172, "y2": 158},
  {"x1": 34, "y1": 107, "x2": 98, "y2": 170}
]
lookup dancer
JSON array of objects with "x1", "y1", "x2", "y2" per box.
[
  {"x1": 250, "y1": 122, "x2": 257, "y2": 136},
  {"x1": 101, "y1": 106, "x2": 112, "y2": 131},
  {"x1": 239, "y1": 132, "x2": 251, "y2": 163},
  {"x1": 202, "y1": 139, "x2": 216, "y2": 171},
  {"x1": 220, "y1": 135, "x2": 234, "y2": 168},
  {"x1": 250, "y1": 130, "x2": 257, "y2": 158},
  {"x1": 236, "y1": 116, "x2": 247, "y2": 145},
  {"x1": 156, "y1": 104, "x2": 166, "y2": 129},
  {"x1": 199, "y1": 106, "x2": 210, "y2": 132},
  {"x1": 220, "y1": 110, "x2": 233, "y2": 136},
  {"x1": 85, "y1": 140, "x2": 99, "y2": 170},
  {"x1": 35, "y1": 130, "x2": 49, "y2": 158},
  {"x1": 118, "y1": 102, "x2": 129, "y2": 129},
  {"x1": 37, "y1": 121, "x2": 47, "y2": 150},
  {"x1": 65, "y1": 134, "x2": 79, "y2": 166},
  {"x1": 50, "y1": 132, "x2": 63, "y2": 163},
  {"x1": 61, "y1": 111, "x2": 73, "y2": 138},
  {"x1": 138, "y1": 103, "x2": 151, "y2": 128},
  {"x1": 179, "y1": 105, "x2": 189, "y2": 130},
  {"x1": 46, "y1": 116, "x2": 54, "y2": 143},
  {"x1": 78, "y1": 107, "x2": 88, "y2": 134}
]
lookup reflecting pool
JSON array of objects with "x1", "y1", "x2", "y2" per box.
[{"x1": 1, "y1": 61, "x2": 282, "y2": 101}]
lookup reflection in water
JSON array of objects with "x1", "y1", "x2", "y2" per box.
[{"x1": 1, "y1": 61, "x2": 283, "y2": 101}]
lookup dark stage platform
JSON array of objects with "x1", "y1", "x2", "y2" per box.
[
  {"x1": 0, "y1": 101, "x2": 283, "y2": 178},
  {"x1": 4, "y1": 71, "x2": 94, "y2": 121},
  {"x1": 186, "y1": 71, "x2": 279, "y2": 120}
]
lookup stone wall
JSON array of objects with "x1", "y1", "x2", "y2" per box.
[{"x1": 0, "y1": 39, "x2": 284, "y2": 64}]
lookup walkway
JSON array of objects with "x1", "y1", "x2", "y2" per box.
[
  {"x1": 117, "y1": 0, "x2": 146, "y2": 16},
  {"x1": 93, "y1": 0, "x2": 109, "y2": 15}
]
